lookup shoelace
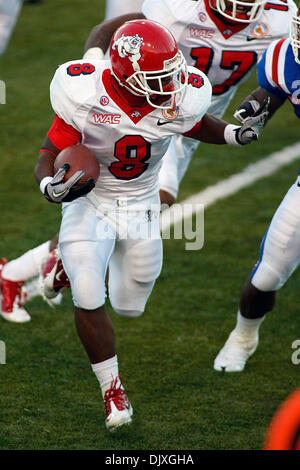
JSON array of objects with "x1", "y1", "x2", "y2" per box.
[{"x1": 104, "y1": 376, "x2": 128, "y2": 413}]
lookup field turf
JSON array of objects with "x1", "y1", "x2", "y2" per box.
[{"x1": 0, "y1": 0, "x2": 299, "y2": 451}]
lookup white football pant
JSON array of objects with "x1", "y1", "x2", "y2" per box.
[
  {"x1": 59, "y1": 193, "x2": 162, "y2": 317},
  {"x1": 251, "y1": 176, "x2": 300, "y2": 291}
]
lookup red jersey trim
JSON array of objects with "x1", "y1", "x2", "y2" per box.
[
  {"x1": 47, "y1": 115, "x2": 82, "y2": 151},
  {"x1": 102, "y1": 68, "x2": 156, "y2": 124},
  {"x1": 182, "y1": 119, "x2": 203, "y2": 138},
  {"x1": 204, "y1": 0, "x2": 249, "y2": 39},
  {"x1": 271, "y1": 38, "x2": 285, "y2": 90}
]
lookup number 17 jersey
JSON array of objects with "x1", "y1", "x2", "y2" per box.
[{"x1": 142, "y1": 0, "x2": 297, "y2": 117}]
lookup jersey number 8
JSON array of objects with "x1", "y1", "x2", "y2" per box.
[
  {"x1": 109, "y1": 135, "x2": 151, "y2": 180},
  {"x1": 67, "y1": 63, "x2": 96, "y2": 76}
]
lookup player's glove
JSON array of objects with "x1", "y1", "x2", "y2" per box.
[
  {"x1": 41, "y1": 163, "x2": 95, "y2": 203},
  {"x1": 233, "y1": 99, "x2": 261, "y2": 124},
  {"x1": 225, "y1": 98, "x2": 270, "y2": 146}
]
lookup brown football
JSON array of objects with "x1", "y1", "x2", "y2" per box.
[{"x1": 54, "y1": 144, "x2": 100, "y2": 185}]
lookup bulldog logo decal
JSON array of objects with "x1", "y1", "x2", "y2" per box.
[{"x1": 112, "y1": 33, "x2": 143, "y2": 71}]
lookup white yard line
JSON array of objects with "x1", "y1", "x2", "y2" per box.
[{"x1": 161, "y1": 141, "x2": 300, "y2": 232}]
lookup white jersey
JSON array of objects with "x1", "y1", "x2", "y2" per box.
[
  {"x1": 142, "y1": 0, "x2": 297, "y2": 117},
  {"x1": 104, "y1": 0, "x2": 143, "y2": 20},
  {"x1": 50, "y1": 59, "x2": 211, "y2": 200}
]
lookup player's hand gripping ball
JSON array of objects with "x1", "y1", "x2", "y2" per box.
[
  {"x1": 43, "y1": 145, "x2": 99, "y2": 203},
  {"x1": 54, "y1": 144, "x2": 100, "y2": 185}
]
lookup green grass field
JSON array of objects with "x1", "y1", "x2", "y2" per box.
[{"x1": 0, "y1": 0, "x2": 299, "y2": 451}]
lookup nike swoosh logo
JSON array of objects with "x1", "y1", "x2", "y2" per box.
[
  {"x1": 55, "y1": 269, "x2": 65, "y2": 282},
  {"x1": 53, "y1": 189, "x2": 66, "y2": 198},
  {"x1": 157, "y1": 120, "x2": 170, "y2": 126},
  {"x1": 246, "y1": 35, "x2": 272, "y2": 42}
]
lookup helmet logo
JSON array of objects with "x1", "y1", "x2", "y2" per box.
[{"x1": 112, "y1": 33, "x2": 143, "y2": 71}]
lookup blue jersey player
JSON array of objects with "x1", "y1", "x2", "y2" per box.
[
  {"x1": 214, "y1": 4, "x2": 300, "y2": 373},
  {"x1": 257, "y1": 37, "x2": 300, "y2": 118}
]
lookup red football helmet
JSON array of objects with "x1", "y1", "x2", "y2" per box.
[
  {"x1": 290, "y1": 4, "x2": 300, "y2": 65},
  {"x1": 209, "y1": 0, "x2": 267, "y2": 23},
  {"x1": 109, "y1": 20, "x2": 188, "y2": 109}
]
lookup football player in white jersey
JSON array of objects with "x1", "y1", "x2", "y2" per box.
[
  {"x1": 1, "y1": 0, "x2": 295, "y2": 322},
  {"x1": 33, "y1": 20, "x2": 266, "y2": 430},
  {"x1": 214, "y1": 5, "x2": 300, "y2": 372},
  {"x1": 84, "y1": 0, "x2": 297, "y2": 206}
]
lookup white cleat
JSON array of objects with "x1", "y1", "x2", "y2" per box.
[
  {"x1": 214, "y1": 330, "x2": 258, "y2": 372},
  {"x1": 48, "y1": 292, "x2": 63, "y2": 306},
  {"x1": 0, "y1": 304, "x2": 31, "y2": 323},
  {"x1": 105, "y1": 400, "x2": 133, "y2": 432},
  {"x1": 104, "y1": 376, "x2": 133, "y2": 432}
]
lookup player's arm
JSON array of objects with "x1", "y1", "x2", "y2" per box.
[
  {"x1": 183, "y1": 99, "x2": 269, "y2": 146},
  {"x1": 234, "y1": 86, "x2": 286, "y2": 124},
  {"x1": 234, "y1": 41, "x2": 287, "y2": 124},
  {"x1": 35, "y1": 136, "x2": 60, "y2": 182},
  {"x1": 35, "y1": 116, "x2": 95, "y2": 203},
  {"x1": 83, "y1": 13, "x2": 145, "y2": 58}
]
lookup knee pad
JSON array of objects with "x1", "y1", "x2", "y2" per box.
[
  {"x1": 72, "y1": 268, "x2": 106, "y2": 310},
  {"x1": 251, "y1": 261, "x2": 283, "y2": 292},
  {"x1": 114, "y1": 308, "x2": 144, "y2": 318},
  {"x1": 109, "y1": 238, "x2": 162, "y2": 313},
  {"x1": 250, "y1": 188, "x2": 300, "y2": 292},
  {"x1": 128, "y1": 238, "x2": 163, "y2": 283},
  {"x1": 110, "y1": 278, "x2": 155, "y2": 315}
]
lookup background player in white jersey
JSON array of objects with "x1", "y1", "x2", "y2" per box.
[
  {"x1": 0, "y1": 0, "x2": 56, "y2": 324},
  {"x1": 34, "y1": 19, "x2": 266, "y2": 430},
  {"x1": 0, "y1": 0, "x2": 41, "y2": 55},
  {"x1": 214, "y1": 5, "x2": 300, "y2": 372},
  {"x1": 84, "y1": 0, "x2": 297, "y2": 206},
  {"x1": 0, "y1": 0, "x2": 22, "y2": 55}
]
